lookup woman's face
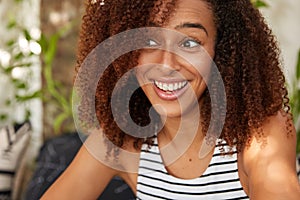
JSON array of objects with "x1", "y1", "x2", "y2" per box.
[{"x1": 136, "y1": 0, "x2": 216, "y2": 118}]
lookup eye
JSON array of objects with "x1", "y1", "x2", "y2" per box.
[
  {"x1": 145, "y1": 39, "x2": 159, "y2": 47},
  {"x1": 181, "y1": 38, "x2": 202, "y2": 48}
]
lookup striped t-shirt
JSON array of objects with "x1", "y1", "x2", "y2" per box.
[{"x1": 136, "y1": 138, "x2": 249, "y2": 200}]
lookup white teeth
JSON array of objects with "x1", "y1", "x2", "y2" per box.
[
  {"x1": 174, "y1": 83, "x2": 178, "y2": 90},
  {"x1": 154, "y1": 80, "x2": 187, "y2": 92},
  {"x1": 158, "y1": 82, "x2": 163, "y2": 88},
  {"x1": 163, "y1": 83, "x2": 168, "y2": 91},
  {"x1": 178, "y1": 82, "x2": 182, "y2": 88}
]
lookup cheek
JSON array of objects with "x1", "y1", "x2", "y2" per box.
[
  {"x1": 135, "y1": 65, "x2": 153, "y2": 89},
  {"x1": 136, "y1": 55, "x2": 149, "y2": 84},
  {"x1": 138, "y1": 51, "x2": 159, "y2": 65},
  {"x1": 188, "y1": 54, "x2": 213, "y2": 81},
  {"x1": 135, "y1": 68, "x2": 145, "y2": 88}
]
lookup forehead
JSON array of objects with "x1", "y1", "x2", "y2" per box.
[
  {"x1": 168, "y1": 0, "x2": 213, "y2": 25},
  {"x1": 174, "y1": 0, "x2": 212, "y2": 16},
  {"x1": 152, "y1": 0, "x2": 213, "y2": 20},
  {"x1": 151, "y1": 0, "x2": 215, "y2": 31}
]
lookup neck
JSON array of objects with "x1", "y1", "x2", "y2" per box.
[
  {"x1": 158, "y1": 103, "x2": 204, "y2": 147},
  {"x1": 157, "y1": 108, "x2": 205, "y2": 166}
]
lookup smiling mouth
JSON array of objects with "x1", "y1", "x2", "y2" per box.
[
  {"x1": 152, "y1": 79, "x2": 189, "y2": 101},
  {"x1": 154, "y1": 81, "x2": 188, "y2": 92},
  {"x1": 154, "y1": 80, "x2": 188, "y2": 92}
]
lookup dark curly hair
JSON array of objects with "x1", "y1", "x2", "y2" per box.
[{"x1": 75, "y1": 0, "x2": 290, "y2": 153}]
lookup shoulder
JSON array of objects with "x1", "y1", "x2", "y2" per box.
[
  {"x1": 41, "y1": 129, "x2": 141, "y2": 199},
  {"x1": 240, "y1": 111, "x2": 300, "y2": 199},
  {"x1": 242, "y1": 111, "x2": 296, "y2": 166},
  {"x1": 41, "y1": 142, "x2": 119, "y2": 199},
  {"x1": 83, "y1": 129, "x2": 141, "y2": 173}
]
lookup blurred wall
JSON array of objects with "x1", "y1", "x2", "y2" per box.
[{"x1": 261, "y1": 0, "x2": 300, "y2": 83}]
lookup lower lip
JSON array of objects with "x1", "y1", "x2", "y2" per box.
[{"x1": 153, "y1": 83, "x2": 188, "y2": 101}]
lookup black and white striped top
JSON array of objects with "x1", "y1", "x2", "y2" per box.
[{"x1": 136, "y1": 138, "x2": 249, "y2": 200}]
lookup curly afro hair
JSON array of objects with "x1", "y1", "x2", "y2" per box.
[{"x1": 75, "y1": 0, "x2": 291, "y2": 153}]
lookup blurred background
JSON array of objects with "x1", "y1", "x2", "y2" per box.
[{"x1": 0, "y1": 0, "x2": 299, "y2": 199}]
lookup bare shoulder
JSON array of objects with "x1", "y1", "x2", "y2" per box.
[
  {"x1": 243, "y1": 111, "x2": 296, "y2": 164},
  {"x1": 41, "y1": 131, "x2": 126, "y2": 199},
  {"x1": 41, "y1": 144, "x2": 121, "y2": 200},
  {"x1": 241, "y1": 111, "x2": 300, "y2": 199}
]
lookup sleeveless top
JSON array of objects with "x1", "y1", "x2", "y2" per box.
[{"x1": 136, "y1": 138, "x2": 249, "y2": 200}]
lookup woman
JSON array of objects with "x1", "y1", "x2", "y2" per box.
[{"x1": 42, "y1": 0, "x2": 300, "y2": 199}]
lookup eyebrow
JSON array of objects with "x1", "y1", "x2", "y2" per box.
[{"x1": 175, "y1": 22, "x2": 208, "y2": 36}]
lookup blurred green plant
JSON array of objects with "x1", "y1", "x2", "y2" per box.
[
  {"x1": 290, "y1": 50, "x2": 300, "y2": 153},
  {"x1": 38, "y1": 25, "x2": 74, "y2": 134},
  {"x1": 0, "y1": 19, "x2": 41, "y2": 125},
  {"x1": 0, "y1": 0, "x2": 74, "y2": 134}
]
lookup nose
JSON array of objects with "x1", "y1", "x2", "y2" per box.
[{"x1": 159, "y1": 50, "x2": 181, "y2": 72}]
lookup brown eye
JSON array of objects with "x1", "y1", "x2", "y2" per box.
[{"x1": 181, "y1": 38, "x2": 201, "y2": 48}]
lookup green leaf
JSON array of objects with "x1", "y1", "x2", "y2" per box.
[
  {"x1": 12, "y1": 62, "x2": 32, "y2": 68},
  {"x1": 44, "y1": 34, "x2": 59, "y2": 64},
  {"x1": 53, "y1": 113, "x2": 68, "y2": 134},
  {"x1": 38, "y1": 34, "x2": 48, "y2": 52},
  {"x1": 256, "y1": 1, "x2": 268, "y2": 8},
  {"x1": 6, "y1": 40, "x2": 15, "y2": 47},
  {"x1": 23, "y1": 29, "x2": 31, "y2": 41},
  {"x1": 4, "y1": 66, "x2": 14, "y2": 73},
  {"x1": 6, "y1": 20, "x2": 17, "y2": 29},
  {"x1": 296, "y1": 49, "x2": 300, "y2": 79},
  {"x1": 5, "y1": 100, "x2": 11, "y2": 106},
  {"x1": 0, "y1": 114, "x2": 8, "y2": 121},
  {"x1": 297, "y1": 129, "x2": 300, "y2": 153},
  {"x1": 24, "y1": 109, "x2": 31, "y2": 120},
  {"x1": 252, "y1": 0, "x2": 268, "y2": 8},
  {"x1": 14, "y1": 52, "x2": 24, "y2": 60},
  {"x1": 15, "y1": 81, "x2": 27, "y2": 89},
  {"x1": 15, "y1": 90, "x2": 42, "y2": 102}
]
